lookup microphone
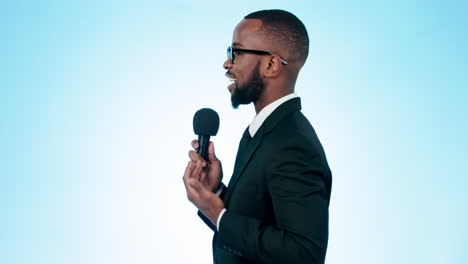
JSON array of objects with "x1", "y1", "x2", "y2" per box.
[{"x1": 193, "y1": 108, "x2": 220, "y2": 161}]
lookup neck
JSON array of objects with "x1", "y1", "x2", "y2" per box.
[
  {"x1": 254, "y1": 89, "x2": 294, "y2": 114},
  {"x1": 254, "y1": 74, "x2": 297, "y2": 114}
]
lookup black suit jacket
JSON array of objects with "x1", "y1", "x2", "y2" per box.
[{"x1": 199, "y1": 98, "x2": 332, "y2": 264}]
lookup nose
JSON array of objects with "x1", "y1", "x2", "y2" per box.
[{"x1": 223, "y1": 58, "x2": 233, "y2": 70}]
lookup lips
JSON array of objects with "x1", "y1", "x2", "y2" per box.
[
  {"x1": 225, "y1": 72, "x2": 237, "y2": 93},
  {"x1": 225, "y1": 72, "x2": 237, "y2": 82},
  {"x1": 225, "y1": 72, "x2": 237, "y2": 92}
]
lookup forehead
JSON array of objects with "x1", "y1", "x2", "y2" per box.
[{"x1": 232, "y1": 19, "x2": 264, "y2": 48}]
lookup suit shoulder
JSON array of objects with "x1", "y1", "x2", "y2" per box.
[
  {"x1": 263, "y1": 110, "x2": 332, "y2": 194},
  {"x1": 263, "y1": 110, "x2": 330, "y2": 165},
  {"x1": 268, "y1": 111, "x2": 319, "y2": 145}
]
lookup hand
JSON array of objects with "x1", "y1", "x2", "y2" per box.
[
  {"x1": 189, "y1": 140, "x2": 223, "y2": 193},
  {"x1": 183, "y1": 160, "x2": 224, "y2": 223}
]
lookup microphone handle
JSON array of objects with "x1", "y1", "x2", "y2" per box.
[{"x1": 197, "y1": 135, "x2": 211, "y2": 161}]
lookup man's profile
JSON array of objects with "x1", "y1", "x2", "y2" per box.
[{"x1": 183, "y1": 9, "x2": 332, "y2": 263}]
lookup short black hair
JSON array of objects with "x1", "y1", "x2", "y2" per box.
[{"x1": 245, "y1": 9, "x2": 309, "y2": 65}]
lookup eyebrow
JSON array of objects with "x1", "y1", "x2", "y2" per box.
[{"x1": 232, "y1": 42, "x2": 241, "y2": 47}]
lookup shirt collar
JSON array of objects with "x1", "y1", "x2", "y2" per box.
[{"x1": 248, "y1": 93, "x2": 298, "y2": 138}]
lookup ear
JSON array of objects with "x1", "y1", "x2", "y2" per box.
[{"x1": 264, "y1": 55, "x2": 282, "y2": 77}]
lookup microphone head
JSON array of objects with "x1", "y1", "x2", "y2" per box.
[{"x1": 193, "y1": 108, "x2": 220, "y2": 136}]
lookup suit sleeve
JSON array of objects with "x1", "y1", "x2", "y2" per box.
[{"x1": 217, "y1": 138, "x2": 330, "y2": 264}]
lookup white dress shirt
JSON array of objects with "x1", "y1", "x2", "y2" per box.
[{"x1": 215, "y1": 93, "x2": 298, "y2": 230}]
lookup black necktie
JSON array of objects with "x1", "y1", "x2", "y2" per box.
[
  {"x1": 235, "y1": 127, "x2": 252, "y2": 166},
  {"x1": 239, "y1": 126, "x2": 252, "y2": 151},
  {"x1": 223, "y1": 126, "x2": 251, "y2": 202},
  {"x1": 235, "y1": 126, "x2": 252, "y2": 164}
]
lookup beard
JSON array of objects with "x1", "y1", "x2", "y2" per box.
[{"x1": 231, "y1": 63, "x2": 264, "y2": 109}]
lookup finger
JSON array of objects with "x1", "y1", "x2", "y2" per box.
[
  {"x1": 184, "y1": 179, "x2": 200, "y2": 202},
  {"x1": 192, "y1": 160, "x2": 203, "y2": 181},
  {"x1": 207, "y1": 141, "x2": 218, "y2": 162},
  {"x1": 188, "y1": 178, "x2": 202, "y2": 192},
  {"x1": 189, "y1": 150, "x2": 207, "y2": 167},
  {"x1": 189, "y1": 178, "x2": 210, "y2": 197},
  {"x1": 183, "y1": 161, "x2": 194, "y2": 183},
  {"x1": 184, "y1": 160, "x2": 203, "y2": 181},
  {"x1": 188, "y1": 150, "x2": 205, "y2": 164},
  {"x1": 191, "y1": 140, "x2": 200, "y2": 150},
  {"x1": 183, "y1": 162, "x2": 194, "y2": 195},
  {"x1": 190, "y1": 181, "x2": 215, "y2": 203},
  {"x1": 199, "y1": 169, "x2": 207, "y2": 182}
]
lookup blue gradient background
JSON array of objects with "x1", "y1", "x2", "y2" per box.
[{"x1": 2, "y1": 1, "x2": 467, "y2": 263}]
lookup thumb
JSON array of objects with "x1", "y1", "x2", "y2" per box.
[{"x1": 207, "y1": 141, "x2": 218, "y2": 162}]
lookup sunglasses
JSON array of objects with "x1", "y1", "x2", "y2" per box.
[{"x1": 227, "y1": 46, "x2": 288, "y2": 65}]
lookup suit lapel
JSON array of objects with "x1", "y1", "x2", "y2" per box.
[{"x1": 223, "y1": 98, "x2": 302, "y2": 205}]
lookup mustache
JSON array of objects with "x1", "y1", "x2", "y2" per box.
[{"x1": 225, "y1": 71, "x2": 236, "y2": 78}]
